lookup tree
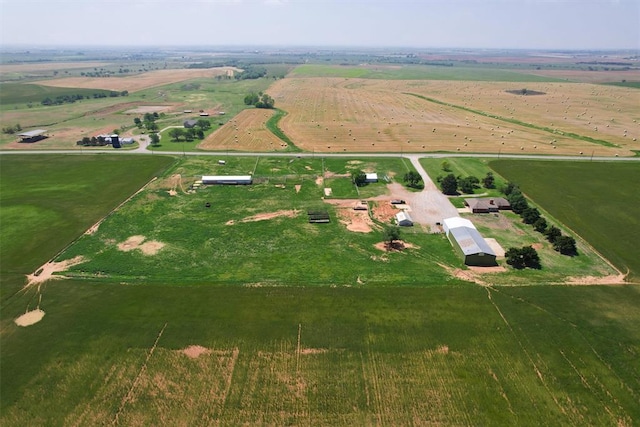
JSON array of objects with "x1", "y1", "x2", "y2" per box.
[
  {"x1": 553, "y1": 235, "x2": 577, "y2": 256},
  {"x1": 403, "y1": 170, "x2": 423, "y2": 189},
  {"x1": 244, "y1": 92, "x2": 259, "y2": 105},
  {"x1": 149, "y1": 133, "x2": 160, "y2": 146},
  {"x1": 168, "y1": 128, "x2": 184, "y2": 141},
  {"x1": 146, "y1": 121, "x2": 159, "y2": 132},
  {"x1": 196, "y1": 128, "x2": 205, "y2": 139},
  {"x1": 351, "y1": 170, "x2": 367, "y2": 187},
  {"x1": 545, "y1": 226, "x2": 562, "y2": 244},
  {"x1": 255, "y1": 93, "x2": 275, "y2": 109},
  {"x1": 506, "y1": 246, "x2": 541, "y2": 269},
  {"x1": 458, "y1": 176, "x2": 480, "y2": 194},
  {"x1": 483, "y1": 172, "x2": 495, "y2": 189},
  {"x1": 133, "y1": 117, "x2": 142, "y2": 127},
  {"x1": 196, "y1": 119, "x2": 211, "y2": 130},
  {"x1": 440, "y1": 173, "x2": 458, "y2": 195},
  {"x1": 441, "y1": 160, "x2": 451, "y2": 172},
  {"x1": 521, "y1": 207, "x2": 541, "y2": 224},
  {"x1": 502, "y1": 181, "x2": 519, "y2": 196},
  {"x1": 533, "y1": 217, "x2": 548, "y2": 233},
  {"x1": 508, "y1": 192, "x2": 528, "y2": 214},
  {"x1": 383, "y1": 225, "x2": 401, "y2": 247}
]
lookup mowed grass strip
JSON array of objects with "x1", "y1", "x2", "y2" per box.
[
  {"x1": 0, "y1": 154, "x2": 175, "y2": 299},
  {"x1": 490, "y1": 160, "x2": 640, "y2": 281},
  {"x1": 2, "y1": 282, "x2": 639, "y2": 425}
]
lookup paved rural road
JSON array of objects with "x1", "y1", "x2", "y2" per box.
[{"x1": 5, "y1": 148, "x2": 636, "y2": 230}]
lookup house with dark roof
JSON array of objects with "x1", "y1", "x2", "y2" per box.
[
  {"x1": 184, "y1": 120, "x2": 198, "y2": 128},
  {"x1": 464, "y1": 197, "x2": 511, "y2": 213}
]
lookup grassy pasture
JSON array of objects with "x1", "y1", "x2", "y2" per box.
[
  {"x1": 0, "y1": 154, "x2": 175, "y2": 300},
  {"x1": 490, "y1": 160, "x2": 640, "y2": 282},
  {"x1": 1, "y1": 154, "x2": 639, "y2": 425},
  {"x1": 58, "y1": 156, "x2": 456, "y2": 286},
  {"x1": 290, "y1": 64, "x2": 566, "y2": 82},
  {"x1": 0, "y1": 76, "x2": 273, "y2": 150},
  {"x1": 269, "y1": 77, "x2": 638, "y2": 156},
  {"x1": 0, "y1": 83, "x2": 114, "y2": 106}
]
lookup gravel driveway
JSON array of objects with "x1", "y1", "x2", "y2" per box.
[{"x1": 376, "y1": 156, "x2": 459, "y2": 232}]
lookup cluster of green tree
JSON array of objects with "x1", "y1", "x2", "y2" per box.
[
  {"x1": 504, "y1": 182, "x2": 577, "y2": 256},
  {"x1": 403, "y1": 171, "x2": 423, "y2": 189},
  {"x1": 41, "y1": 90, "x2": 127, "y2": 106},
  {"x1": 505, "y1": 246, "x2": 541, "y2": 269},
  {"x1": 134, "y1": 112, "x2": 161, "y2": 132},
  {"x1": 351, "y1": 170, "x2": 368, "y2": 187},
  {"x1": 437, "y1": 171, "x2": 495, "y2": 195},
  {"x1": 149, "y1": 133, "x2": 160, "y2": 146},
  {"x1": 235, "y1": 65, "x2": 267, "y2": 80},
  {"x1": 168, "y1": 126, "x2": 206, "y2": 142},
  {"x1": 2, "y1": 123, "x2": 22, "y2": 134},
  {"x1": 383, "y1": 225, "x2": 402, "y2": 247},
  {"x1": 180, "y1": 83, "x2": 201, "y2": 91},
  {"x1": 244, "y1": 92, "x2": 275, "y2": 109}
]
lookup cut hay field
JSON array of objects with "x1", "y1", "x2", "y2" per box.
[
  {"x1": 32, "y1": 68, "x2": 241, "y2": 92},
  {"x1": 198, "y1": 109, "x2": 289, "y2": 151},
  {"x1": 1, "y1": 155, "x2": 639, "y2": 425},
  {"x1": 267, "y1": 77, "x2": 639, "y2": 156}
]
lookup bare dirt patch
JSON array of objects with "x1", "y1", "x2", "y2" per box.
[
  {"x1": 565, "y1": 274, "x2": 626, "y2": 285},
  {"x1": 117, "y1": 236, "x2": 165, "y2": 255},
  {"x1": 123, "y1": 105, "x2": 173, "y2": 114},
  {"x1": 315, "y1": 176, "x2": 324, "y2": 186},
  {"x1": 300, "y1": 348, "x2": 329, "y2": 355},
  {"x1": 374, "y1": 240, "x2": 418, "y2": 252},
  {"x1": 326, "y1": 200, "x2": 376, "y2": 232},
  {"x1": 435, "y1": 345, "x2": 449, "y2": 355},
  {"x1": 14, "y1": 309, "x2": 45, "y2": 327},
  {"x1": 295, "y1": 184, "x2": 302, "y2": 193},
  {"x1": 239, "y1": 209, "x2": 300, "y2": 223},
  {"x1": 182, "y1": 345, "x2": 212, "y2": 359},
  {"x1": 371, "y1": 201, "x2": 397, "y2": 223},
  {"x1": 26, "y1": 255, "x2": 85, "y2": 288},
  {"x1": 438, "y1": 262, "x2": 488, "y2": 286}
]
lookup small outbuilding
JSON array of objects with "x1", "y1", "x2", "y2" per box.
[
  {"x1": 395, "y1": 211, "x2": 413, "y2": 227},
  {"x1": 18, "y1": 129, "x2": 48, "y2": 143},
  {"x1": 365, "y1": 173, "x2": 378, "y2": 183},
  {"x1": 202, "y1": 175, "x2": 252, "y2": 185},
  {"x1": 443, "y1": 217, "x2": 497, "y2": 266}
]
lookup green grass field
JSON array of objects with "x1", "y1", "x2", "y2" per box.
[
  {"x1": 0, "y1": 83, "x2": 115, "y2": 107},
  {"x1": 0, "y1": 154, "x2": 175, "y2": 299},
  {"x1": 290, "y1": 64, "x2": 565, "y2": 82},
  {"x1": 1, "y1": 155, "x2": 639, "y2": 425},
  {"x1": 490, "y1": 160, "x2": 640, "y2": 281}
]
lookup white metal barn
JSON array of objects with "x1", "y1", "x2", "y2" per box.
[
  {"x1": 365, "y1": 173, "x2": 378, "y2": 183},
  {"x1": 395, "y1": 211, "x2": 413, "y2": 226},
  {"x1": 202, "y1": 175, "x2": 252, "y2": 185},
  {"x1": 442, "y1": 217, "x2": 497, "y2": 266}
]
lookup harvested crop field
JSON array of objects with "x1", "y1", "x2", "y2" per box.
[
  {"x1": 0, "y1": 61, "x2": 111, "y2": 73},
  {"x1": 33, "y1": 68, "x2": 241, "y2": 92},
  {"x1": 268, "y1": 77, "x2": 638, "y2": 156},
  {"x1": 198, "y1": 108, "x2": 288, "y2": 151}
]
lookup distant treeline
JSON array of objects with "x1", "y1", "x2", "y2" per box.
[{"x1": 41, "y1": 90, "x2": 128, "y2": 106}]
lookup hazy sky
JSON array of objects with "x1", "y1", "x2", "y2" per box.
[{"x1": 1, "y1": 0, "x2": 638, "y2": 50}]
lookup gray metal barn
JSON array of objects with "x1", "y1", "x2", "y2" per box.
[{"x1": 443, "y1": 217, "x2": 497, "y2": 266}]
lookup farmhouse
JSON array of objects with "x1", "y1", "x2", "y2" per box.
[
  {"x1": 17, "y1": 129, "x2": 48, "y2": 143},
  {"x1": 202, "y1": 175, "x2": 252, "y2": 185},
  {"x1": 443, "y1": 217, "x2": 497, "y2": 266},
  {"x1": 365, "y1": 173, "x2": 378, "y2": 183},
  {"x1": 395, "y1": 211, "x2": 413, "y2": 227},
  {"x1": 184, "y1": 120, "x2": 198, "y2": 128},
  {"x1": 465, "y1": 197, "x2": 511, "y2": 213}
]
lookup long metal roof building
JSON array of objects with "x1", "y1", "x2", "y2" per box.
[{"x1": 443, "y1": 217, "x2": 497, "y2": 266}]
